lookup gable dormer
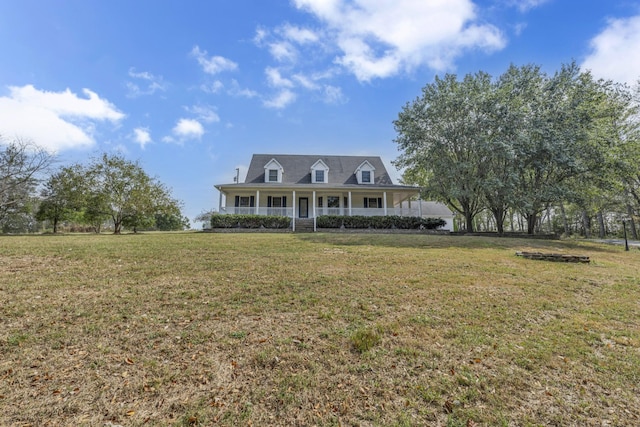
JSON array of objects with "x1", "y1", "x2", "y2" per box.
[
  {"x1": 355, "y1": 160, "x2": 375, "y2": 184},
  {"x1": 264, "y1": 158, "x2": 284, "y2": 183},
  {"x1": 310, "y1": 159, "x2": 329, "y2": 184}
]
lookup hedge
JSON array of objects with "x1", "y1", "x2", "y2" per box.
[
  {"x1": 211, "y1": 214, "x2": 291, "y2": 229},
  {"x1": 316, "y1": 215, "x2": 446, "y2": 230}
]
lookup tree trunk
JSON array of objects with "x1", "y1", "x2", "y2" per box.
[
  {"x1": 491, "y1": 208, "x2": 505, "y2": 234},
  {"x1": 464, "y1": 211, "x2": 474, "y2": 232},
  {"x1": 53, "y1": 217, "x2": 58, "y2": 233},
  {"x1": 526, "y1": 212, "x2": 537, "y2": 235},
  {"x1": 597, "y1": 211, "x2": 606, "y2": 239},
  {"x1": 559, "y1": 203, "x2": 570, "y2": 236},
  {"x1": 581, "y1": 211, "x2": 591, "y2": 238}
]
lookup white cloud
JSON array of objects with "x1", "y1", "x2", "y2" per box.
[
  {"x1": 254, "y1": 27, "x2": 269, "y2": 44},
  {"x1": 322, "y1": 85, "x2": 347, "y2": 104},
  {"x1": 172, "y1": 118, "x2": 204, "y2": 140},
  {"x1": 293, "y1": 73, "x2": 320, "y2": 90},
  {"x1": 582, "y1": 15, "x2": 640, "y2": 86},
  {"x1": 0, "y1": 85, "x2": 124, "y2": 152},
  {"x1": 263, "y1": 89, "x2": 297, "y2": 109},
  {"x1": 200, "y1": 80, "x2": 224, "y2": 94},
  {"x1": 292, "y1": 0, "x2": 506, "y2": 81},
  {"x1": 126, "y1": 68, "x2": 167, "y2": 97},
  {"x1": 513, "y1": 22, "x2": 527, "y2": 36},
  {"x1": 186, "y1": 105, "x2": 220, "y2": 123},
  {"x1": 132, "y1": 127, "x2": 151, "y2": 149},
  {"x1": 258, "y1": 24, "x2": 323, "y2": 64},
  {"x1": 281, "y1": 24, "x2": 319, "y2": 44},
  {"x1": 228, "y1": 80, "x2": 259, "y2": 98},
  {"x1": 506, "y1": 0, "x2": 550, "y2": 13},
  {"x1": 191, "y1": 46, "x2": 238, "y2": 75},
  {"x1": 269, "y1": 41, "x2": 297, "y2": 62},
  {"x1": 266, "y1": 67, "x2": 295, "y2": 88}
]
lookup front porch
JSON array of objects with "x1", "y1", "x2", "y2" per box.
[
  {"x1": 216, "y1": 185, "x2": 423, "y2": 232},
  {"x1": 219, "y1": 206, "x2": 424, "y2": 217}
]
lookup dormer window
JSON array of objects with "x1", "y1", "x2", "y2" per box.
[
  {"x1": 311, "y1": 159, "x2": 329, "y2": 184},
  {"x1": 264, "y1": 158, "x2": 283, "y2": 183},
  {"x1": 355, "y1": 160, "x2": 375, "y2": 184}
]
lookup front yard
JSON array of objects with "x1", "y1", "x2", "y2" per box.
[{"x1": 1, "y1": 233, "x2": 638, "y2": 426}]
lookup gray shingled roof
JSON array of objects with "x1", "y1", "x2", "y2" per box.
[{"x1": 245, "y1": 154, "x2": 395, "y2": 185}]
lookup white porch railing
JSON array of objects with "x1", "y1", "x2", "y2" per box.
[
  {"x1": 220, "y1": 206, "x2": 422, "y2": 218},
  {"x1": 220, "y1": 207, "x2": 294, "y2": 216}
]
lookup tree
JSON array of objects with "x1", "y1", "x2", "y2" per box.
[
  {"x1": 509, "y1": 64, "x2": 607, "y2": 234},
  {"x1": 154, "y1": 212, "x2": 190, "y2": 231},
  {"x1": 194, "y1": 209, "x2": 217, "y2": 228},
  {"x1": 394, "y1": 63, "x2": 632, "y2": 235},
  {"x1": 394, "y1": 72, "x2": 492, "y2": 231},
  {"x1": 0, "y1": 137, "x2": 54, "y2": 228},
  {"x1": 606, "y1": 81, "x2": 640, "y2": 236},
  {"x1": 85, "y1": 153, "x2": 183, "y2": 234},
  {"x1": 35, "y1": 165, "x2": 86, "y2": 233}
]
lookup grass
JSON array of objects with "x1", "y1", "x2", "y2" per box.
[{"x1": 1, "y1": 232, "x2": 639, "y2": 426}]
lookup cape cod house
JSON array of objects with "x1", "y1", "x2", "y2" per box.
[{"x1": 215, "y1": 154, "x2": 440, "y2": 231}]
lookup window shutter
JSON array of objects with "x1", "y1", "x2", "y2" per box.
[
  {"x1": 267, "y1": 196, "x2": 272, "y2": 207},
  {"x1": 364, "y1": 198, "x2": 368, "y2": 208},
  {"x1": 235, "y1": 196, "x2": 240, "y2": 207},
  {"x1": 378, "y1": 198, "x2": 382, "y2": 209},
  {"x1": 250, "y1": 196, "x2": 255, "y2": 207},
  {"x1": 282, "y1": 196, "x2": 287, "y2": 207}
]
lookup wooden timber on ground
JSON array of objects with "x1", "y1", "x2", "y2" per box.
[{"x1": 516, "y1": 251, "x2": 590, "y2": 263}]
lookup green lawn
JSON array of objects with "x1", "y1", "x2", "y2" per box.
[{"x1": 1, "y1": 232, "x2": 639, "y2": 426}]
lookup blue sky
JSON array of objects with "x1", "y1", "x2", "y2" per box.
[{"x1": 1, "y1": 0, "x2": 639, "y2": 225}]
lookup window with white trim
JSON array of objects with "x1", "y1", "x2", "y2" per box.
[
  {"x1": 355, "y1": 160, "x2": 375, "y2": 184},
  {"x1": 364, "y1": 197, "x2": 381, "y2": 208},
  {"x1": 268, "y1": 169, "x2": 279, "y2": 182}
]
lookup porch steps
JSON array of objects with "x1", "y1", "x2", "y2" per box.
[{"x1": 294, "y1": 218, "x2": 315, "y2": 233}]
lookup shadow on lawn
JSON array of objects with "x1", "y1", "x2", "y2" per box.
[{"x1": 293, "y1": 232, "x2": 626, "y2": 254}]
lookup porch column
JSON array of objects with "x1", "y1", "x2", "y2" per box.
[
  {"x1": 218, "y1": 189, "x2": 223, "y2": 214},
  {"x1": 256, "y1": 190, "x2": 260, "y2": 215},
  {"x1": 418, "y1": 195, "x2": 422, "y2": 217},
  {"x1": 348, "y1": 191, "x2": 352, "y2": 216},
  {"x1": 312, "y1": 190, "x2": 317, "y2": 232},
  {"x1": 383, "y1": 192, "x2": 387, "y2": 215},
  {"x1": 292, "y1": 190, "x2": 296, "y2": 231}
]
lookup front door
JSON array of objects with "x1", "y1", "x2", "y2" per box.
[{"x1": 299, "y1": 197, "x2": 309, "y2": 218}]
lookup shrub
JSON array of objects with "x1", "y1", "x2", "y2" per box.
[
  {"x1": 210, "y1": 214, "x2": 291, "y2": 229},
  {"x1": 316, "y1": 215, "x2": 446, "y2": 230}
]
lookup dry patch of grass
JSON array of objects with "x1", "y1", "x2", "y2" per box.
[{"x1": 1, "y1": 232, "x2": 639, "y2": 426}]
